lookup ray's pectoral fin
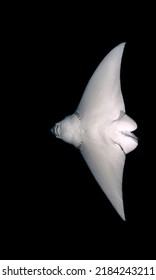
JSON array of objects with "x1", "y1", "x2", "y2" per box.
[{"x1": 80, "y1": 139, "x2": 126, "y2": 221}]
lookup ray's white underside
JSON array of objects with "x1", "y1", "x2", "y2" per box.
[{"x1": 52, "y1": 43, "x2": 138, "y2": 221}]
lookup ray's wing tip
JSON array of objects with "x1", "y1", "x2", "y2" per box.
[
  {"x1": 116, "y1": 203, "x2": 126, "y2": 221},
  {"x1": 116, "y1": 41, "x2": 126, "y2": 53},
  {"x1": 120, "y1": 41, "x2": 126, "y2": 47},
  {"x1": 122, "y1": 215, "x2": 126, "y2": 222},
  {"x1": 120, "y1": 211, "x2": 126, "y2": 222}
]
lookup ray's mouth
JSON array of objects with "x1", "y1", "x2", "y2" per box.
[{"x1": 51, "y1": 124, "x2": 60, "y2": 138}]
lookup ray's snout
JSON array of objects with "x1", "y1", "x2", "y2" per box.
[
  {"x1": 51, "y1": 125, "x2": 56, "y2": 136},
  {"x1": 51, "y1": 123, "x2": 60, "y2": 138}
]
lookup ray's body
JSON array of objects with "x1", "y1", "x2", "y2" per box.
[{"x1": 52, "y1": 43, "x2": 138, "y2": 220}]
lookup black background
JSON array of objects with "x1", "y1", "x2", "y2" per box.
[{"x1": 1, "y1": 4, "x2": 156, "y2": 260}]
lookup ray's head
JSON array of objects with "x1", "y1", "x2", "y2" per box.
[
  {"x1": 51, "y1": 114, "x2": 81, "y2": 147},
  {"x1": 51, "y1": 116, "x2": 72, "y2": 143}
]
